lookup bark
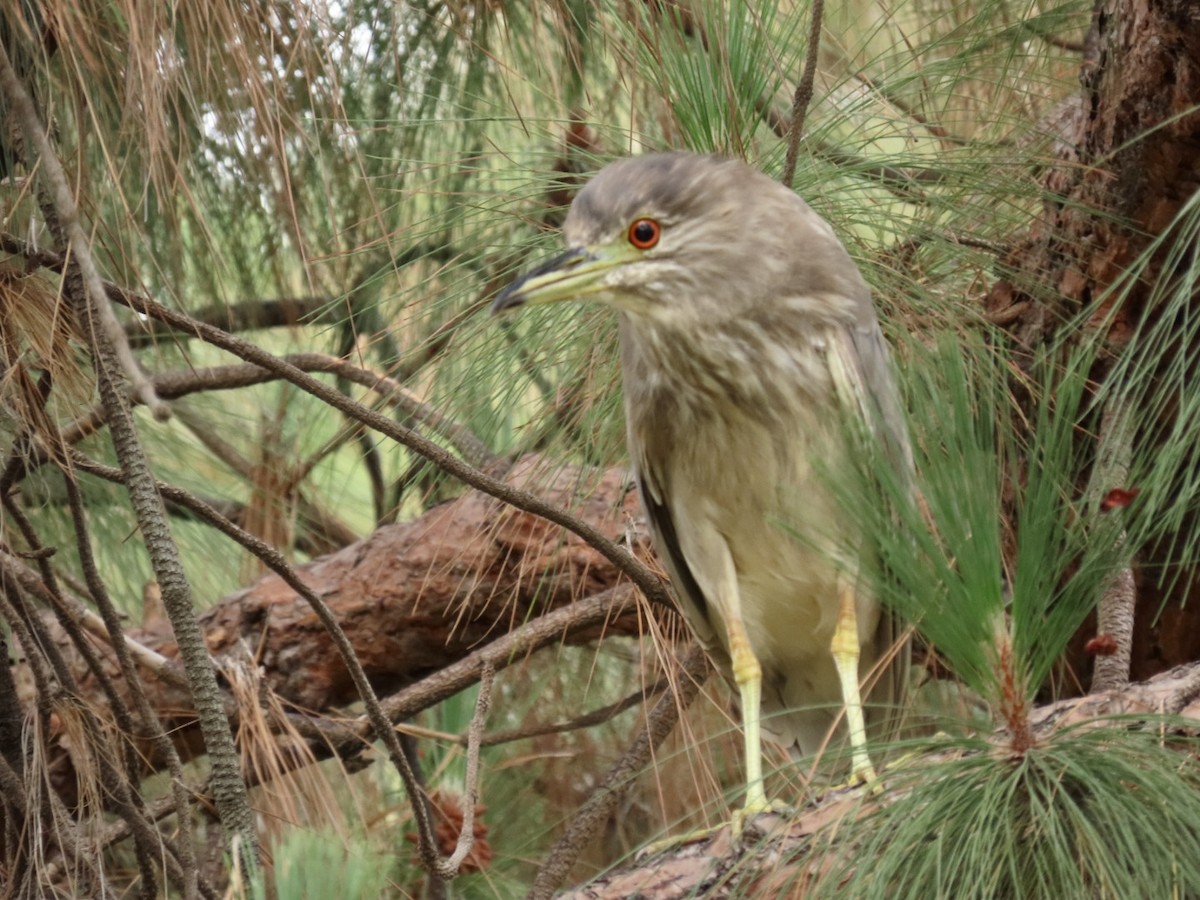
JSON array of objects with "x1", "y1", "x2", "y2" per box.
[
  {"x1": 986, "y1": 0, "x2": 1200, "y2": 686},
  {"x1": 560, "y1": 661, "x2": 1200, "y2": 900},
  {"x1": 17, "y1": 456, "x2": 649, "y2": 797}
]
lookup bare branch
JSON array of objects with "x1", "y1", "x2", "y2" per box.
[
  {"x1": 440, "y1": 662, "x2": 494, "y2": 878},
  {"x1": 0, "y1": 42, "x2": 166, "y2": 420},
  {"x1": 476, "y1": 675, "x2": 670, "y2": 747},
  {"x1": 781, "y1": 0, "x2": 825, "y2": 189}
]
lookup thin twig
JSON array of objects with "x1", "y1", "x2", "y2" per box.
[
  {"x1": 475, "y1": 675, "x2": 670, "y2": 747},
  {"x1": 0, "y1": 42, "x2": 166, "y2": 420},
  {"x1": 442, "y1": 662, "x2": 494, "y2": 876},
  {"x1": 56, "y1": 353, "x2": 499, "y2": 471},
  {"x1": 781, "y1": 0, "x2": 826, "y2": 189},
  {"x1": 529, "y1": 643, "x2": 711, "y2": 899},
  {"x1": 379, "y1": 586, "x2": 640, "y2": 722},
  {"x1": 848, "y1": 71, "x2": 970, "y2": 146},
  {"x1": 124, "y1": 296, "x2": 333, "y2": 347},
  {"x1": 1, "y1": 527, "x2": 185, "y2": 686}
]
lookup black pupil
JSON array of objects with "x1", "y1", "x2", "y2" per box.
[{"x1": 633, "y1": 221, "x2": 656, "y2": 244}]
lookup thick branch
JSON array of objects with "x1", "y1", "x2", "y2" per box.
[
  {"x1": 563, "y1": 661, "x2": 1200, "y2": 898},
  {"x1": 20, "y1": 457, "x2": 650, "y2": 779}
]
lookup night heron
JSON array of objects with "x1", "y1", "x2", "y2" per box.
[{"x1": 493, "y1": 152, "x2": 910, "y2": 826}]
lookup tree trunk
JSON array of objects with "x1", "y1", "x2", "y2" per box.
[{"x1": 986, "y1": 0, "x2": 1200, "y2": 686}]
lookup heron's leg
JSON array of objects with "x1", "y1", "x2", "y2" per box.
[
  {"x1": 718, "y1": 566, "x2": 791, "y2": 834},
  {"x1": 726, "y1": 611, "x2": 769, "y2": 814},
  {"x1": 639, "y1": 568, "x2": 783, "y2": 855},
  {"x1": 831, "y1": 581, "x2": 878, "y2": 786}
]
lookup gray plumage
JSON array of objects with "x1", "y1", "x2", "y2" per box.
[{"x1": 496, "y1": 151, "x2": 909, "y2": 781}]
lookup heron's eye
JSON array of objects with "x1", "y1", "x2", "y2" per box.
[{"x1": 628, "y1": 218, "x2": 661, "y2": 249}]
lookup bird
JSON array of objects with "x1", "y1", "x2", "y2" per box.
[{"x1": 492, "y1": 151, "x2": 910, "y2": 828}]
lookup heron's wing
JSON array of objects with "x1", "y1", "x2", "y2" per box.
[
  {"x1": 634, "y1": 469, "x2": 721, "y2": 653},
  {"x1": 826, "y1": 319, "x2": 914, "y2": 737},
  {"x1": 839, "y1": 321, "x2": 914, "y2": 477}
]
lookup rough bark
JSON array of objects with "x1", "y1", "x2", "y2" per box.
[
  {"x1": 562, "y1": 662, "x2": 1200, "y2": 899},
  {"x1": 986, "y1": 0, "x2": 1200, "y2": 686},
  {"x1": 16, "y1": 456, "x2": 650, "y2": 797}
]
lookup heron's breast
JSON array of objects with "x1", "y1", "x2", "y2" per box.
[{"x1": 670, "y1": 401, "x2": 853, "y2": 650}]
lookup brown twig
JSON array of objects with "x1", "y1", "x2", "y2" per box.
[
  {"x1": 848, "y1": 71, "x2": 969, "y2": 146},
  {"x1": 442, "y1": 662, "x2": 493, "y2": 876},
  {"x1": 781, "y1": 0, "x2": 826, "y2": 189},
  {"x1": 529, "y1": 642, "x2": 711, "y2": 899},
  {"x1": 476, "y1": 675, "x2": 670, "y2": 747},
  {"x1": 0, "y1": 501, "x2": 184, "y2": 897},
  {"x1": 124, "y1": 296, "x2": 333, "y2": 347},
  {"x1": 56, "y1": 353, "x2": 499, "y2": 471},
  {"x1": 68, "y1": 450, "x2": 484, "y2": 880},
  {"x1": 756, "y1": 95, "x2": 934, "y2": 201},
  {"x1": 379, "y1": 586, "x2": 641, "y2": 722}
]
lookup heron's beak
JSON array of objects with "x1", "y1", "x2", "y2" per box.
[{"x1": 491, "y1": 244, "x2": 635, "y2": 313}]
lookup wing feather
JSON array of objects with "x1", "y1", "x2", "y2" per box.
[
  {"x1": 633, "y1": 468, "x2": 720, "y2": 652},
  {"x1": 826, "y1": 319, "x2": 914, "y2": 735}
]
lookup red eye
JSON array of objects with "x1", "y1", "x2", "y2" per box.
[{"x1": 628, "y1": 218, "x2": 661, "y2": 249}]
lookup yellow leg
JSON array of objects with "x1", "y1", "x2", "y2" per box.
[
  {"x1": 728, "y1": 619, "x2": 770, "y2": 816},
  {"x1": 642, "y1": 542, "x2": 789, "y2": 855},
  {"x1": 831, "y1": 582, "x2": 878, "y2": 787},
  {"x1": 639, "y1": 589, "x2": 785, "y2": 857}
]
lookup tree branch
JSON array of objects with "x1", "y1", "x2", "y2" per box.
[
  {"x1": 781, "y1": 0, "x2": 825, "y2": 189},
  {"x1": 0, "y1": 40, "x2": 258, "y2": 868}
]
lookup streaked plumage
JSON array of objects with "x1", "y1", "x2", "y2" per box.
[{"x1": 495, "y1": 151, "x2": 910, "y2": 819}]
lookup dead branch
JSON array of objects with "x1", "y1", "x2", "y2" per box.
[{"x1": 19, "y1": 456, "x2": 649, "y2": 780}]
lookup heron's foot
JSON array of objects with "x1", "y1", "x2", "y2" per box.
[
  {"x1": 637, "y1": 799, "x2": 792, "y2": 859},
  {"x1": 731, "y1": 797, "x2": 792, "y2": 841},
  {"x1": 637, "y1": 824, "x2": 722, "y2": 858},
  {"x1": 818, "y1": 756, "x2": 884, "y2": 799},
  {"x1": 848, "y1": 754, "x2": 882, "y2": 794}
]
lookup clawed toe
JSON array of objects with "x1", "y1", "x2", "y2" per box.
[
  {"x1": 731, "y1": 798, "x2": 792, "y2": 841},
  {"x1": 638, "y1": 798, "x2": 794, "y2": 859}
]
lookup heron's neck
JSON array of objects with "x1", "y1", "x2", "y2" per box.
[{"x1": 618, "y1": 312, "x2": 833, "y2": 413}]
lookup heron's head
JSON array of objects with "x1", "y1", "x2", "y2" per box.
[{"x1": 493, "y1": 152, "x2": 867, "y2": 328}]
